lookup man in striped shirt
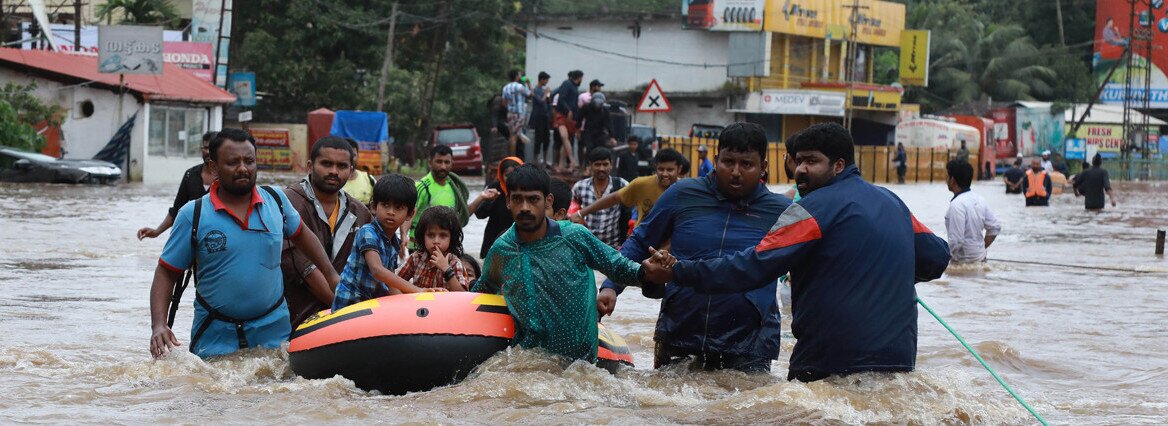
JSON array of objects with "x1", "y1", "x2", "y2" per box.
[{"x1": 502, "y1": 69, "x2": 532, "y2": 158}]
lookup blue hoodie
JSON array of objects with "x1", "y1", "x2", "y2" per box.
[
  {"x1": 671, "y1": 165, "x2": 951, "y2": 380},
  {"x1": 602, "y1": 174, "x2": 791, "y2": 359}
]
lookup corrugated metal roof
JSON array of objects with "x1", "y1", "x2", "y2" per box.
[
  {"x1": 1064, "y1": 104, "x2": 1167, "y2": 126},
  {"x1": 0, "y1": 47, "x2": 235, "y2": 104}
]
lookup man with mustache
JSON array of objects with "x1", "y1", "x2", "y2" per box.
[
  {"x1": 641, "y1": 123, "x2": 951, "y2": 382},
  {"x1": 597, "y1": 123, "x2": 791, "y2": 373},
  {"x1": 280, "y1": 136, "x2": 373, "y2": 328},
  {"x1": 148, "y1": 129, "x2": 340, "y2": 359},
  {"x1": 408, "y1": 144, "x2": 470, "y2": 249},
  {"x1": 472, "y1": 164, "x2": 662, "y2": 362}
]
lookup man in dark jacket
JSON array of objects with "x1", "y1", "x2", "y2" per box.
[
  {"x1": 642, "y1": 123, "x2": 951, "y2": 382},
  {"x1": 598, "y1": 123, "x2": 791, "y2": 373},
  {"x1": 281, "y1": 136, "x2": 372, "y2": 327}
]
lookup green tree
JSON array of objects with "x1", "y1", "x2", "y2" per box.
[
  {"x1": 0, "y1": 100, "x2": 46, "y2": 152},
  {"x1": 95, "y1": 0, "x2": 180, "y2": 28}
]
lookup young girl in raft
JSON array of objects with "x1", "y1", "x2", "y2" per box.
[{"x1": 398, "y1": 206, "x2": 469, "y2": 291}]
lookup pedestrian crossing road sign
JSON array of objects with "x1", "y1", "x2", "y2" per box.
[{"x1": 637, "y1": 79, "x2": 672, "y2": 113}]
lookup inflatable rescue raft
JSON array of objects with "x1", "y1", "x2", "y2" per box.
[{"x1": 288, "y1": 292, "x2": 634, "y2": 395}]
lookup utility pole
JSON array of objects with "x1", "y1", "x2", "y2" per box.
[
  {"x1": 842, "y1": 0, "x2": 867, "y2": 131},
  {"x1": 414, "y1": 0, "x2": 452, "y2": 154},
  {"x1": 376, "y1": 1, "x2": 399, "y2": 112},
  {"x1": 1055, "y1": 0, "x2": 1066, "y2": 47}
]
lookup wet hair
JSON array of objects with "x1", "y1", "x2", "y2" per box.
[
  {"x1": 654, "y1": 148, "x2": 688, "y2": 174},
  {"x1": 946, "y1": 159, "x2": 973, "y2": 189},
  {"x1": 587, "y1": 147, "x2": 612, "y2": 164},
  {"x1": 1092, "y1": 153, "x2": 1103, "y2": 168},
  {"x1": 550, "y1": 179, "x2": 572, "y2": 213},
  {"x1": 311, "y1": 136, "x2": 357, "y2": 164},
  {"x1": 372, "y1": 174, "x2": 418, "y2": 214},
  {"x1": 505, "y1": 164, "x2": 551, "y2": 196},
  {"x1": 459, "y1": 253, "x2": 481, "y2": 279},
  {"x1": 414, "y1": 205, "x2": 463, "y2": 257},
  {"x1": 787, "y1": 122, "x2": 855, "y2": 166},
  {"x1": 568, "y1": 70, "x2": 583, "y2": 80},
  {"x1": 507, "y1": 69, "x2": 521, "y2": 81},
  {"x1": 208, "y1": 128, "x2": 256, "y2": 161},
  {"x1": 719, "y1": 122, "x2": 768, "y2": 162},
  {"x1": 538, "y1": 71, "x2": 550, "y2": 80},
  {"x1": 429, "y1": 144, "x2": 453, "y2": 159},
  {"x1": 202, "y1": 131, "x2": 219, "y2": 145}
]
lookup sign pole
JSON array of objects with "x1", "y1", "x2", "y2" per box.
[{"x1": 117, "y1": 73, "x2": 128, "y2": 172}]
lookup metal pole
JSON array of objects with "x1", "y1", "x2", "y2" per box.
[
  {"x1": 74, "y1": 0, "x2": 81, "y2": 51},
  {"x1": 376, "y1": 1, "x2": 399, "y2": 112},
  {"x1": 914, "y1": 146, "x2": 920, "y2": 183},
  {"x1": 1156, "y1": 230, "x2": 1165, "y2": 255}
]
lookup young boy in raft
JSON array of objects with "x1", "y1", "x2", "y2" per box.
[
  {"x1": 472, "y1": 165, "x2": 661, "y2": 362},
  {"x1": 333, "y1": 175, "x2": 436, "y2": 311},
  {"x1": 397, "y1": 206, "x2": 469, "y2": 291}
]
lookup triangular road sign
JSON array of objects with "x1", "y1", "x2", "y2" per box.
[{"x1": 637, "y1": 79, "x2": 672, "y2": 113}]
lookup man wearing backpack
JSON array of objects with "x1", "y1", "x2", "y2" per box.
[{"x1": 148, "y1": 129, "x2": 340, "y2": 360}]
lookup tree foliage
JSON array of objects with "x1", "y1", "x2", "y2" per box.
[
  {"x1": 233, "y1": 0, "x2": 522, "y2": 149},
  {"x1": 0, "y1": 100, "x2": 46, "y2": 152},
  {"x1": 95, "y1": 0, "x2": 181, "y2": 28}
]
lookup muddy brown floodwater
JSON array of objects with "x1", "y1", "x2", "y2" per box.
[{"x1": 1, "y1": 174, "x2": 1165, "y2": 424}]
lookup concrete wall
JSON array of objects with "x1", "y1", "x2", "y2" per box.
[{"x1": 525, "y1": 19, "x2": 729, "y2": 94}]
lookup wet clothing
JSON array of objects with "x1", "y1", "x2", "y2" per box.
[
  {"x1": 474, "y1": 181, "x2": 514, "y2": 258},
  {"x1": 281, "y1": 178, "x2": 372, "y2": 327},
  {"x1": 572, "y1": 176, "x2": 628, "y2": 247},
  {"x1": 397, "y1": 251, "x2": 469, "y2": 290},
  {"x1": 894, "y1": 149, "x2": 907, "y2": 182},
  {"x1": 1073, "y1": 167, "x2": 1112, "y2": 210},
  {"x1": 1003, "y1": 166, "x2": 1025, "y2": 194},
  {"x1": 1022, "y1": 169, "x2": 1052, "y2": 206},
  {"x1": 578, "y1": 102, "x2": 612, "y2": 153},
  {"x1": 552, "y1": 79, "x2": 581, "y2": 118},
  {"x1": 670, "y1": 166, "x2": 951, "y2": 381},
  {"x1": 473, "y1": 219, "x2": 643, "y2": 362},
  {"x1": 342, "y1": 170, "x2": 376, "y2": 206},
  {"x1": 618, "y1": 176, "x2": 666, "y2": 228},
  {"x1": 159, "y1": 181, "x2": 304, "y2": 358},
  {"x1": 332, "y1": 221, "x2": 403, "y2": 311},
  {"x1": 613, "y1": 147, "x2": 640, "y2": 183},
  {"x1": 168, "y1": 164, "x2": 210, "y2": 218},
  {"x1": 945, "y1": 189, "x2": 1000, "y2": 263},
  {"x1": 602, "y1": 174, "x2": 790, "y2": 366},
  {"x1": 502, "y1": 81, "x2": 530, "y2": 116},
  {"x1": 411, "y1": 172, "x2": 470, "y2": 242}
]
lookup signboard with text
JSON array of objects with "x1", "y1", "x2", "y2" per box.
[
  {"x1": 763, "y1": 0, "x2": 905, "y2": 47},
  {"x1": 682, "y1": 0, "x2": 766, "y2": 31},
  {"x1": 1093, "y1": 0, "x2": 1168, "y2": 108},
  {"x1": 252, "y1": 128, "x2": 292, "y2": 169},
  {"x1": 97, "y1": 26, "x2": 163, "y2": 75},
  {"x1": 760, "y1": 89, "x2": 845, "y2": 116},
  {"x1": 899, "y1": 30, "x2": 930, "y2": 86}
]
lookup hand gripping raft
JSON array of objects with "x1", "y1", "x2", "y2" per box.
[{"x1": 288, "y1": 292, "x2": 634, "y2": 395}]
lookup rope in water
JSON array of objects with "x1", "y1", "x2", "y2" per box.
[
  {"x1": 988, "y1": 258, "x2": 1167, "y2": 274},
  {"x1": 917, "y1": 296, "x2": 1049, "y2": 426}
]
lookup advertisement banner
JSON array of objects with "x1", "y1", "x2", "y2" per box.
[
  {"x1": 1093, "y1": 0, "x2": 1168, "y2": 108},
  {"x1": 251, "y1": 128, "x2": 292, "y2": 169},
  {"x1": 228, "y1": 72, "x2": 257, "y2": 107},
  {"x1": 1015, "y1": 107, "x2": 1065, "y2": 157},
  {"x1": 1068, "y1": 124, "x2": 1160, "y2": 156},
  {"x1": 760, "y1": 89, "x2": 845, "y2": 116},
  {"x1": 97, "y1": 26, "x2": 164, "y2": 75},
  {"x1": 192, "y1": 0, "x2": 233, "y2": 87},
  {"x1": 763, "y1": 0, "x2": 905, "y2": 47},
  {"x1": 21, "y1": 23, "x2": 182, "y2": 52},
  {"x1": 899, "y1": 30, "x2": 930, "y2": 86},
  {"x1": 162, "y1": 42, "x2": 214, "y2": 82},
  {"x1": 682, "y1": 0, "x2": 766, "y2": 31}
]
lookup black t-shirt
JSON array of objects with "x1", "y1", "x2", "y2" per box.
[
  {"x1": 474, "y1": 181, "x2": 515, "y2": 258},
  {"x1": 1073, "y1": 167, "x2": 1111, "y2": 209},
  {"x1": 1003, "y1": 166, "x2": 1025, "y2": 193},
  {"x1": 168, "y1": 163, "x2": 210, "y2": 218}
]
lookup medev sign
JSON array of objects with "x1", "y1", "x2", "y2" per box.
[
  {"x1": 760, "y1": 89, "x2": 845, "y2": 116},
  {"x1": 98, "y1": 25, "x2": 163, "y2": 75}
]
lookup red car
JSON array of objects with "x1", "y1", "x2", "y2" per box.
[{"x1": 432, "y1": 124, "x2": 483, "y2": 173}]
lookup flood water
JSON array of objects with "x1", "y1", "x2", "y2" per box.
[{"x1": 1, "y1": 173, "x2": 1166, "y2": 424}]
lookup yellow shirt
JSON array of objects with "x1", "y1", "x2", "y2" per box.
[
  {"x1": 343, "y1": 170, "x2": 375, "y2": 206},
  {"x1": 618, "y1": 176, "x2": 666, "y2": 227}
]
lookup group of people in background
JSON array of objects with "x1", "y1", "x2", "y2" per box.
[{"x1": 1000, "y1": 150, "x2": 1118, "y2": 209}]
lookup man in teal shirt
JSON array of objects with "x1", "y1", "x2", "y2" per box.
[
  {"x1": 472, "y1": 165, "x2": 655, "y2": 362},
  {"x1": 408, "y1": 144, "x2": 469, "y2": 247}
]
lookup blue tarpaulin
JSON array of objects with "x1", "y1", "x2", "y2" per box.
[{"x1": 329, "y1": 110, "x2": 389, "y2": 151}]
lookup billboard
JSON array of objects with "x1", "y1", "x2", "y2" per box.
[
  {"x1": 1093, "y1": 0, "x2": 1168, "y2": 108},
  {"x1": 192, "y1": 0, "x2": 234, "y2": 87},
  {"x1": 682, "y1": 0, "x2": 766, "y2": 31},
  {"x1": 760, "y1": 89, "x2": 845, "y2": 116},
  {"x1": 763, "y1": 0, "x2": 905, "y2": 47},
  {"x1": 162, "y1": 42, "x2": 214, "y2": 82},
  {"x1": 98, "y1": 26, "x2": 163, "y2": 75},
  {"x1": 1068, "y1": 124, "x2": 1160, "y2": 157},
  {"x1": 228, "y1": 72, "x2": 256, "y2": 107},
  {"x1": 252, "y1": 128, "x2": 292, "y2": 169}
]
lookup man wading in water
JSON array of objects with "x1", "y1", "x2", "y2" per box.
[
  {"x1": 641, "y1": 123, "x2": 951, "y2": 382},
  {"x1": 148, "y1": 129, "x2": 339, "y2": 359}
]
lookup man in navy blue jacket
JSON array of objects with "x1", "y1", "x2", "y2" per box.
[
  {"x1": 599, "y1": 123, "x2": 791, "y2": 372},
  {"x1": 642, "y1": 123, "x2": 951, "y2": 381}
]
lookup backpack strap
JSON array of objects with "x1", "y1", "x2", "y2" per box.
[
  {"x1": 166, "y1": 197, "x2": 202, "y2": 329},
  {"x1": 260, "y1": 185, "x2": 285, "y2": 216}
]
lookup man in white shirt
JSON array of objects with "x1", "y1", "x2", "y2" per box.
[
  {"x1": 945, "y1": 159, "x2": 1001, "y2": 263},
  {"x1": 1041, "y1": 150, "x2": 1054, "y2": 174}
]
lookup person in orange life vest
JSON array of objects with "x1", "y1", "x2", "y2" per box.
[{"x1": 1021, "y1": 158, "x2": 1052, "y2": 207}]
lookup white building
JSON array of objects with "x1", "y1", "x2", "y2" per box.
[
  {"x1": 0, "y1": 48, "x2": 233, "y2": 183},
  {"x1": 523, "y1": 13, "x2": 734, "y2": 136}
]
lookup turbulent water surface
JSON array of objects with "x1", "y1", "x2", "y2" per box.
[{"x1": 1, "y1": 174, "x2": 1165, "y2": 424}]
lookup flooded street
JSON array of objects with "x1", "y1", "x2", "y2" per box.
[{"x1": 1, "y1": 174, "x2": 1166, "y2": 424}]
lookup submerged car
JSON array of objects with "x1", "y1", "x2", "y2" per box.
[
  {"x1": 432, "y1": 124, "x2": 483, "y2": 173},
  {"x1": 0, "y1": 147, "x2": 122, "y2": 184}
]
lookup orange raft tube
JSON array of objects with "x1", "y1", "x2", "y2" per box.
[{"x1": 288, "y1": 292, "x2": 634, "y2": 395}]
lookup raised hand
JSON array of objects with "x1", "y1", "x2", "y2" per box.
[{"x1": 428, "y1": 246, "x2": 450, "y2": 271}]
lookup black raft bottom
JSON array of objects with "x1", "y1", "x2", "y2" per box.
[{"x1": 290, "y1": 334, "x2": 511, "y2": 395}]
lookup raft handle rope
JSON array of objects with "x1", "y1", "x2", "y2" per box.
[
  {"x1": 988, "y1": 258, "x2": 1167, "y2": 274},
  {"x1": 917, "y1": 296, "x2": 1049, "y2": 426}
]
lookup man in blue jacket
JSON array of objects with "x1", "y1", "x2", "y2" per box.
[
  {"x1": 642, "y1": 123, "x2": 950, "y2": 381},
  {"x1": 598, "y1": 122, "x2": 791, "y2": 372}
]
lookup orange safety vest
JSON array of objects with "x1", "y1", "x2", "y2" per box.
[{"x1": 1025, "y1": 169, "x2": 1048, "y2": 198}]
